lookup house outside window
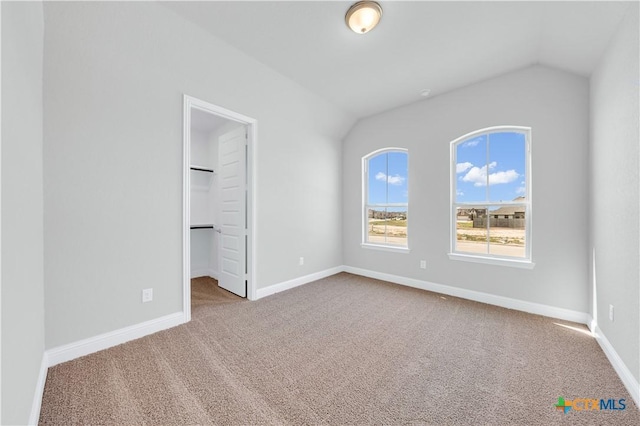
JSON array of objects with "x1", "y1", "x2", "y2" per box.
[
  {"x1": 362, "y1": 149, "x2": 409, "y2": 252},
  {"x1": 449, "y1": 127, "x2": 533, "y2": 268}
]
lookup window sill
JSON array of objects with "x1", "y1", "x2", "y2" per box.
[
  {"x1": 448, "y1": 253, "x2": 535, "y2": 269},
  {"x1": 361, "y1": 243, "x2": 410, "y2": 254}
]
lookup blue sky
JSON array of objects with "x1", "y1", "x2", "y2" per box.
[
  {"x1": 368, "y1": 151, "x2": 408, "y2": 207},
  {"x1": 455, "y1": 132, "x2": 526, "y2": 203},
  {"x1": 366, "y1": 133, "x2": 524, "y2": 208}
]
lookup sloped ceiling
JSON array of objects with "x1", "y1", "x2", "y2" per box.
[{"x1": 163, "y1": 1, "x2": 631, "y2": 118}]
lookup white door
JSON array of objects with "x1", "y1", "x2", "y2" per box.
[{"x1": 218, "y1": 126, "x2": 247, "y2": 297}]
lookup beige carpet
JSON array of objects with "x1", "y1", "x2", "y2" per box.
[
  {"x1": 190, "y1": 276, "x2": 246, "y2": 311},
  {"x1": 39, "y1": 273, "x2": 638, "y2": 425}
]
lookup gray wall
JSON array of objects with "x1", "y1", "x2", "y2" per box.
[
  {"x1": 343, "y1": 65, "x2": 590, "y2": 313},
  {"x1": 43, "y1": 2, "x2": 354, "y2": 349},
  {"x1": 1, "y1": 2, "x2": 46, "y2": 424},
  {"x1": 590, "y1": 4, "x2": 639, "y2": 383}
]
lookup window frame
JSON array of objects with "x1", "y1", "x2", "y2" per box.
[
  {"x1": 362, "y1": 148, "x2": 410, "y2": 253},
  {"x1": 448, "y1": 126, "x2": 534, "y2": 269}
]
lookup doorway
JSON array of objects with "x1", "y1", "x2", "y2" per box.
[{"x1": 182, "y1": 95, "x2": 257, "y2": 323}]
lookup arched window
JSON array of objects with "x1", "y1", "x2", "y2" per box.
[
  {"x1": 363, "y1": 149, "x2": 408, "y2": 250},
  {"x1": 450, "y1": 127, "x2": 532, "y2": 267}
]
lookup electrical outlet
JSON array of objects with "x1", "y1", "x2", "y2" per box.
[
  {"x1": 609, "y1": 304, "x2": 614, "y2": 322},
  {"x1": 142, "y1": 288, "x2": 153, "y2": 303},
  {"x1": 299, "y1": 257, "x2": 304, "y2": 266},
  {"x1": 420, "y1": 260, "x2": 427, "y2": 269}
]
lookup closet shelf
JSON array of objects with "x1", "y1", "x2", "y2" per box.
[
  {"x1": 190, "y1": 166, "x2": 214, "y2": 173},
  {"x1": 190, "y1": 224, "x2": 215, "y2": 230}
]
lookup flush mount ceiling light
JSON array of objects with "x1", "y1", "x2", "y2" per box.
[{"x1": 345, "y1": 1, "x2": 383, "y2": 34}]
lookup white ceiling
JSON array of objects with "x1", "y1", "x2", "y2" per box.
[{"x1": 164, "y1": 1, "x2": 631, "y2": 119}]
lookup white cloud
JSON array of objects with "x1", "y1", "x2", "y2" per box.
[
  {"x1": 375, "y1": 172, "x2": 406, "y2": 186},
  {"x1": 388, "y1": 175, "x2": 405, "y2": 185},
  {"x1": 461, "y1": 166, "x2": 485, "y2": 186},
  {"x1": 456, "y1": 162, "x2": 473, "y2": 173},
  {"x1": 516, "y1": 186, "x2": 526, "y2": 195},
  {"x1": 489, "y1": 170, "x2": 519, "y2": 185},
  {"x1": 456, "y1": 190, "x2": 464, "y2": 196},
  {"x1": 461, "y1": 162, "x2": 518, "y2": 187},
  {"x1": 463, "y1": 139, "x2": 481, "y2": 148}
]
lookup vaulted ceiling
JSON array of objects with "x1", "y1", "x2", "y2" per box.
[{"x1": 164, "y1": 1, "x2": 631, "y2": 118}]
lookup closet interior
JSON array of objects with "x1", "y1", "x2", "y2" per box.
[{"x1": 189, "y1": 108, "x2": 245, "y2": 293}]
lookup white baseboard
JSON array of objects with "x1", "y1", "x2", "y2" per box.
[
  {"x1": 255, "y1": 266, "x2": 344, "y2": 299},
  {"x1": 593, "y1": 325, "x2": 640, "y2": 407},
  {"x1": 46, "y1": 312, "x2": 185, "y2": 367},
  {"x1": 191, "y1": 269, "x2": 205, "y2": 279},
  {"x1": 343, "y1": 266, "x2": 590, "y2": 325},
  {"x1": 28, "y1": 352, "x2": 49, "y2": 425},
  {"x1": 191, "y1": 269, "x2": 218, "y2": 280}
]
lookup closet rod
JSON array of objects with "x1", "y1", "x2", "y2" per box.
[{"x1": 190, "y1": 166, "x2": 214, "y2": 173}]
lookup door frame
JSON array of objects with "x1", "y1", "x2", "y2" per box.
[{"x1": 182, "y1": 95, "x2": 258, "y2": 323}]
